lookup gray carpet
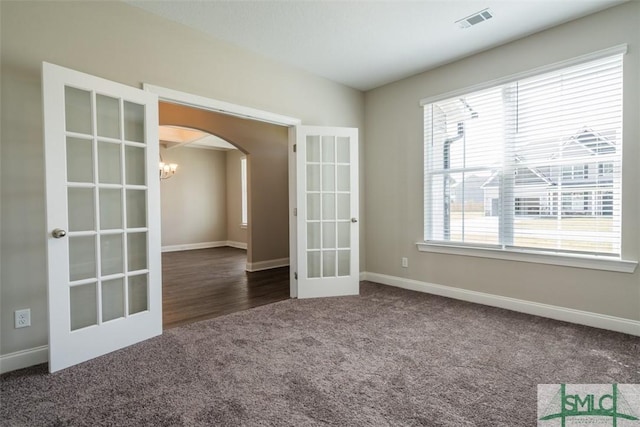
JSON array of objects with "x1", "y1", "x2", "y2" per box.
[{"x1": 1, "y1": 281, "x2": 638, "y2": 426}]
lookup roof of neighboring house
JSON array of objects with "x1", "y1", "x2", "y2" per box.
[
  {"x1": 481, "y1": 127, "x2": 616, "y2": 189},
  {"x1": 481, "y1": 155, "x2": 552, "y2": 188},
  {"x1": 553, "y1": 127, "x2": 617, "y2": 157}
]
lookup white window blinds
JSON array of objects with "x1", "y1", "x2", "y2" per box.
[{"x1": 424, "y1": 52, "x2": 623, "y2": 256}]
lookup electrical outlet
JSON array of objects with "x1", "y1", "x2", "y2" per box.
[
  {"x1": 401, "y1": 257, "x2": 409, "y2": 268},
  {"x1": 15, "y1": 309, "x2": 31, "y2": 328}
]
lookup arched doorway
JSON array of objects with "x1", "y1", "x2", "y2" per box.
[{"x1": 157, "y1": 115, "x2": 291, "y2": 327}]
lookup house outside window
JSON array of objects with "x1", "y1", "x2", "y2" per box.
[
  {"x1": 423, "y1": 51, "x2": 623, "y2": 256},
  {"x1": 598, "y1": 162, "x2": 614, "y2": 177},
  {"x1": 562, "y1": 164, "x2": 588, "y2": 181}
]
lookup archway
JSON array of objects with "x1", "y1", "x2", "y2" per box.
[{"x1": 158, "y1": 103, "x2": 291, "y2": 327}]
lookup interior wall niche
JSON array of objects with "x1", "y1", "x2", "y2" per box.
[{"x1": 159, "y1": 102, "x2": 290, "y2": 265}]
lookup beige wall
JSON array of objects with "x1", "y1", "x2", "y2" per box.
[
  {"x1": 159, "y1": 102, "x2": 289, "y2": 266},
  {"x1": 0, "y1": 1, "x2": 364, "y2": 356},
  {"x1": 160, "y1": 145, "x2": 248, "y2": 249},
  {"x1": 364, "y1": 2, "x2": 640, "y2": 320},
  {"x1": 160, "y1": 146, "x2": 228, "y2": 248},
  {"x1": 226, "y1": 150, "x2": 248, "y2": 246}
]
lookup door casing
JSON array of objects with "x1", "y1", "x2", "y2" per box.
[{"x1": 143, "y1": 84, "x2": 303, "y2": 297}]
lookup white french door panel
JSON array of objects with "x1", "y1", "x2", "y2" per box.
[
  {"x1": 295, "y1": 126, "x2": 359, "y2": 299},
  {"x1": 43, "y1": 63, "x2": 161, "y2": 372}
]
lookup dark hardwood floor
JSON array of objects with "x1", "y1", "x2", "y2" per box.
[{"x1": 162, "y1": 247, "x2": 290, "y2": 329}]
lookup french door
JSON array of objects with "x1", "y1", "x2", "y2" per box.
[
  {"x1": 43, "y1": 63, "x2": 161, "y2": 372},
  {"x1": 295, "y1": 126, "x2": 359, "y2": 298}
]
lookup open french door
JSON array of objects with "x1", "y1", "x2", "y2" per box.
[
  {"x1": 43, "y1": 63, "x2": 161, "y2": 372},
  {"x1": 294, "y1": 126, "x2": 359, "y2": 298}
]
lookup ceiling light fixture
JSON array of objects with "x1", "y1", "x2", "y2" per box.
[
  {"x1": 159, "y1": 156, "x2": 178, "y2": 180},
  {"x1": 456, "y1": 8, "x2": 493, "y2": 29}
]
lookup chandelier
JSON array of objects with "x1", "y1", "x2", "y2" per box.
[{"x1": 159, "y1": 157, "x2": 178, "y2": 180}]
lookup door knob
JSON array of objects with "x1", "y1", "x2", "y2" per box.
[
  {"x1": 351, "y1": 218, "x2": 358, "y2": 223},
  {"x1": 52, "y1": 228, "x2": 67, "y2": 239}
]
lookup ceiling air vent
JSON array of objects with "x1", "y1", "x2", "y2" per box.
[{"x1": 456, "y1": 8, "x2": 493, "y2": 29}]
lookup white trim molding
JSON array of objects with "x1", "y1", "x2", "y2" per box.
[
  {"x1": 417, "y1": 242, "x2": 637, "y2": 274},
  {"x1": 363, "y1": 272, "x2": 640, "y2": 337},
  {"x1": 143, "y1": 84, "x2": 301, "y2": 127},
  {"x1": 246, "y1": 257, "x2": 289, "y2": 272},
  {"x1": 226, "y1": 241, "x2": 248, "y2": 250},
  {"x1": 162, "y1": 241, "x2": 248, "y2": 252},
  {"x1": 0, "y1": 345, "x2": 48, "y2": 374},
  {"x1": 162, "y1": 241, "x2": 228, "y2": 253}
]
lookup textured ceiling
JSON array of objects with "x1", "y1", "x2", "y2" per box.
[{"x1": 127, "y1": 0, "x2": 626, "y2": 91}]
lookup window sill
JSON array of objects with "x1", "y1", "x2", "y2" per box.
[
  {"x1": 416, "y1": 242, "x2": 637, "y2": 273},
  {"x1": 240, "y1": 223, "x2": 247, "y2": 230}
]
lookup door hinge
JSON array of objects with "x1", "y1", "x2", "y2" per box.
[
  {"x1": 293, "y1": 144, "x2": 297, "y2": 153},
  {"x1": 294, "y1": 272, "x2": 298, "y2": 280},
  {"x1": 293, "y1": 208, "x2": 297, "y2": 216}
]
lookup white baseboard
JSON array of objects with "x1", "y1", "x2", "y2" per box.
[
  {"x1": 226, "y1": 241, "x2": 247, "y2": 250},
  {"x1": 6, "y1": 271, "x2": 634, "y2": 374},
  {"x1": 363, "y1": 272, "x2": 640, "y2": 337},
  {"x1": 246, "y1": 257, "x2": 289, "y2": 272},
  {"x1": 162, "y1": 241, "x2": 247, "y2": 252},
  {"x1": 162, "y1": 241, "x2": 227, "y2": 252},
  {"x1": 0, "y1": 345, "x2": 48, "y2": 374}
]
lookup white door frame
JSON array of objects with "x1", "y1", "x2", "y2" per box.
[{"x1": 143, "y1": 84, "x2": 302, "y2": 298}]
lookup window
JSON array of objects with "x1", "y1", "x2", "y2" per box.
[
  {"x1": 562, "y1": 164, "x2": 588, "y2": 181},
  {"x1": 423, "y1": 51, "x2": 623, "y2": 257},
  {"x1": 598, "y1": 162, "x2": 614, "y2": 177},
  {"x1": 241, "y1": 157, "x2": 248, "y2": 226}
]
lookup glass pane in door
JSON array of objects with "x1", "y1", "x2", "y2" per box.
[
  {"x1": 101, "y1": 234, "x2": 123, "y2": 276},
  {"x1": 99, "y1": 189, "x2": 122, "y2": 229},
  {"x1": 68, "y1": 188, "x2": 95, "y2": 232},
  {"x1": 96, "y1": 94, "x2": 120, "y2": 139},
  {"x1": 65, "y1": 86, "x2": 92, "y2": 134},
  {"x1": 126, "y1": 190, "x2": 147, "y2": 228},
  {"x1": 98, "y1": 141, "x2": 121, "y2": 184},
  {"x1": 66, "y1": 137, "x2": 93, "y2": 183},
  {"x1": 307, "y1": 136, "x2": 320, "y2": 162},
  {"x1": 337, "y1": 222, "x2": 350, "y2": 248},
  {"x1": 305, "y1": 133, "x2": 352, "y2": 279},
  {"x1": 70, "y1": 283, "x2": 97, "y2": 330},
  {"x1": 307, "y1": 223, "x2": 321, "y2": 250},
  {"x1": 322, "y1": 250, "x2": 336, "y2": 277},
  {"x1": 322, "y1": 136, "x2": 335, "y2": 162},
  {"x1": 322, "y1": 222, "x2": 335, "y2": 249},
  {"x1": 336, "y1": 137, "x2": 350, "y2": 163},
  {"x1": 307, "y1": 252, "x2": 321, "y2": 278},
  {"x1": 63, "y1": 83, "x2": 150, "y2": 333},
  {"x1": 337, "y1": 250, "x2": 350, "y2": 276},
  {"x1": 337, "y1": 165, "x2": 350, "y2": 191},
  {"x1": 69, "y1": 235, "x2": 96, "y2": 281},
  {"x1": 127, "y1": 232, "x2": 147, "y2": 271},
  {"x1": 125, "y1": 146, "x2": 146, "y2": 185},
  {"x1": 102, "y1": 278, "x2": 125, "y2": 322},
  {"x1": 123, "y1": 102, "x2": 145, "y2": 143},
  {"x1": 128, "y1": 274, "x2": 148, "y2": 314}
]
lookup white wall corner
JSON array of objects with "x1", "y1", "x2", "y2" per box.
[
  {"x1": 0, "y1": 345, "x2": 48, "y2": 374},
  {"x1": 363, "y1": 272, "x2": 640, "y2": 337},
  {"x1": 246, "y1": 258, "x2": 290, "y2": 272}
]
